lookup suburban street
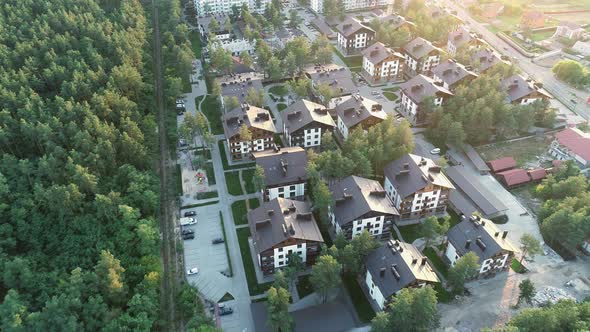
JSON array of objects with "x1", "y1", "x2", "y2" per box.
[{"x1": 443, "y1": 0, "x2": 590, "y2": 120}]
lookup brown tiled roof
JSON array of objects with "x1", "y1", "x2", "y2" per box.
[
  {"x1": 222, "y1": 104, "x2": 276, "y2": 139},
  {"x1": 335, "y1": 16, "x2": 374, "y2": 38},
  {"x1": 432, "y1": 59, "x2": 478, "y2": 87},
  {"x1": 253, "y1": 147, "x2": 308, "y2": 187},
  {"x1": 403, "y1": 37, "x2": 442, "y2": 59},
  {"x1": 384, "y1": 154, "x2": 454, "y2": 198},
  {"x1": 496, "y1": 168, "x2": 530, "y2": 187},
  {"x1": 334, "y1": 94, "x2": 386, "y2": 129},
  {"x1": 282, "y1": 99, "x2": 335, "y2": 134},
  {"x1": 361, "y1": 42, "x2": 404, "y2": 66},
  {"x1": 400, "y1": 74, "x2": 453, "y2": 104},
  {"x1": 487, "y1": 157, "x2": 517, "y2": 173},
  {"x1": 249, "y1": 198, "x2": 324, "y2": 253}
]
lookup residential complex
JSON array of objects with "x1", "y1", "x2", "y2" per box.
[
  {"x1": 336, "y1": 17, "x2": 376, "y2": 56},
  {"x1": 334, "y1": 94, "x2": 387, "y2": 140},
  {"x1": 328, "y1": 175, "x2": 398, "y2": 240},
  {"x1": 403, "y1": 37, "x2": 444, "y2": 77},
  {"x1": 361, "y1": 42, "x2": 406, "y2": 84},
  {"x1": 310, "y1": 0, "x2": 389, "y2": 14},
  {"x1": 364, "y1": 240, "x2": 440, "y2": 310},
  {"x1": 222, "y1": 104, "x2": 276, "y2": 160},
  {"x1": 470, "y1": 48, "x2": 504, "y2": 73},
  {"x1": 249, "y1": 198, "x2": 324, "y2": 275},
  {"x1": 553, "y1": 21, "x2": 585, "y2": 40},
  {"x1": 253, "y1": 147, "x2": 308, "y2": 201},
  {"x1": 383, "y1": 154, "x2": 455, "y2": 224},
  {"x1": 193, "y1": 0, "x2": 268, "y2": 16},
  {"x1": 445, "y1": 215, "x2": 519, "y2": 277},
  {"x1": 282, "y1": 99, "x2": 336, "y2": 148},
  {"x1": 399, "y1": 74, "x2": 453, "y2": 126},
  {"x1": 218, "y1": 72, "x2": 264, "y2": 105}
]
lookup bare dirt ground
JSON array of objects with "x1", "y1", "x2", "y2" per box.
[{"x1": 439, "y1": 254, "x2": 590, "y2": 332}]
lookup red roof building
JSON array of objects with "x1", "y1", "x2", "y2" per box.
[
  {"x1": 549, "y1": 128, "x2": 590, "y2": 167},
  {"x1": 527, "y1": 168, "x2": 547, "y2": 182},
  {"x1": 496, "y1": 169, "x2": 531, "y2": 188},
  {"x1": 488, "y1": 157, "x2": 517, "y2": 173}
]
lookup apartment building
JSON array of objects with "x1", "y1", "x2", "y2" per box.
[
  {"x1": 249, "y1": 198, "x2": 324, "y2": 275},
  {"x1": 311, "y1": 0, "x2": 389, "y2": 14},
  {"x1": 328, "y1": 176, "x2": 399, "y2": 240},
  {"x1": 222, "y1": 104, "x2": 276, "y2": 160},
  {"x1": 361, "y1": 42, "x2": 406, "y2": 84},
  {"x1": 432, "y1": 59, "x2": 478, "y2": 91},
  {"x1": 383, "y1": 154, "x2": 455, "y2": 224},
  {"x1": 194, "y1": 0, "x2": 268, "y2": 16},
  {"x1": 282, "y1": 99, "x2": 336, "y2": 148},
  {"x1": 399, "y1": 74, "x2": 453, "y2": 126},
  {"x1": 446, "y1": 27, "x2": 486, "y2": 57},
  {"x1": 364, "y1": 240, "x2": 440, "y2": 310},
  {"x1": 334, "y1": 94, "x2": 387, "y2": 140},
  {"x1": 549, "y1": 127, "x2": 590, "y2": 168},
  {"x1": 253, "y1": 147, "x2": 308, "y2": 201},
  {"x1": 445, "y1": 215, "x2": 519, "y2": 277},
  {"x1": 402, "y1": 37, "x2": 444, "y2": 77},
  {"x1": 336, "y1": 16, "x2": 376, "y2": 56},
  {"x1": 500, "y1": 74, "x2": 551, "y2": 105}
]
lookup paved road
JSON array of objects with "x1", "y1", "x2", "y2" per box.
[{"x1": 443, "y1": 0, "x2": 590, "y2": 120}]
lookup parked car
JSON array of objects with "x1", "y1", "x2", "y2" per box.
[
  {"x1": 187, "y1": 267, "x2": 199, "y2": 275},
  {"x1": 184, "y1": 210, "x2": 197, "y2": 217},
  {"x1": 219, "y1": 306, "x2": 233, "y2": 316},
  {"x1": 212, "y1": 237, "x2": 224, "y2": 244},
  {"x1": 182, "y1": 229, "x2": 195, "y2": 240},
  {"x1": 430, "y1": 148, "x2": 441, "y2": 155},
  {"x1": 180, "y1": 217, "x2": 197, "y2": 226},
  {"x1": 371, "y1": 90, "x2": 379, "y2": 95}
]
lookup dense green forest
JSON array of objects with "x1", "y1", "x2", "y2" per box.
[{"x1": 0, "y1": 0, "x2": 168, "y2": 329}]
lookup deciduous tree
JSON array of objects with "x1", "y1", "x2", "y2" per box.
[{"x1": 311, "y1": 255, "x2": 342, "y2": 303}]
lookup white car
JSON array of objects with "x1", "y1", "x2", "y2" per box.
[
  {"x1": 430, "y1": 148, "x2": 441, "y2": 155},
  {"x1": 187, "y1": 267, "x2": 199, "y2": 275},
  {"x1": 180, "y1": 217, "x2": 197, "y2": 226}
]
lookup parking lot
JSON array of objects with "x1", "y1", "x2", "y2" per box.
[{"x1": 183, "y1": 203, "x2": 232, "y2": 302}]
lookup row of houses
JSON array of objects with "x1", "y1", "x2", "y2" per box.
[{"x1": 248, "y1": 179, "x2": 517, "y2": 311}]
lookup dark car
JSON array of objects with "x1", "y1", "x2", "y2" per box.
[
  {"x1": 212, "y1": 237, "x2": 224, "y2": 244},
  {"x1": 182, "y1": 229, "x2": 195, "y2": 240},
  {"x1": 571, "y1": 99, "x2": 578, "y2": 104},
  {"x1": 184, "y1": 211, "x2": 197, "y2": 217},
  {"x1": 219, "y1": 307, "x2": 233, "y2": 316}
]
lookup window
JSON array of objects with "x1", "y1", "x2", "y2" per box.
[
  {"x1": 290, "y1": 185, "x2": 296, "y2": 190},
  {"x1": 288, "y1": 250, "x2": 293, "y2": 255},
  {"x1": 278, "y1": 187, "x2": 284, "y2": 192},
  {"x1": 297, "y1": 244, "x2": 302, "y2": 248},
  {"x1": 356, "y1": 227, "x2": 362, "y2": 231},
  {"x1": 278, "y1": 255, "x2": 284, "y2": 259},
  {"x1": 278, "y1": 248, "x2": 283, "y2": 252}
]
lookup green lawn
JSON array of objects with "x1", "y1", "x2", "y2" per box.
[
  {"x1": 204, "y1": 161, "x2": 216, "y2": 185},
  {"x1": 231, "y1": 200, "x2": 248, "y2": 225},
  {"x1": 511, "y1": 258, "x2": 527, "y2": 273},
  {"x1": 342, "y1": 273, "x2": 376, "y2": 323},
  {"x1": 432, "y1": 283, "x2": 453, "y2": 303},
  {"x1": 249, "y1": 197, "x2": 260, "y2": 209},
  {"x1": 242, "y1": 168, "x2": 257, "y2": 194},
  {"x1": 218, "y1": 140, "x2": 256, "y2": 170},
  {"x1": 397, "y1": 224, "x2": 422, "y2": 243},
  {"x1": 225, "y1": 171, "x2": 244, "y2": 196},
  {"x1": 424, "y1": 247, "x2": 449, "y2": 278},
  {"x1": 382, "y1": 86, "x2": 400, "y2": 92},
  {"x1": 189, "y1": 30, "x2": 203, "y2": 58},
  {"x1": 199, "y1": 95, "x2": 224, "y2": 135},
  {"x1": 530, "y1": 29, "x2": 555, "y2": 42},
  {"x1": 383, "y1": 92, "x2": 398, "y2": 101},
  {"x1": 332, "y1": 45, "x2": 363, "y2": 68},
  {"x1": 269, "y1": 84, "x2": 289, "y2": 96},
  {"x1": 297, "y1": 275, "x2": 314, "y2": 298},
  {"x1": 236, "y1": 228, "x2": 272, "y2": 295},
  {"x1": 277, "y1": 103, "x2": 288, "y2": 111}
]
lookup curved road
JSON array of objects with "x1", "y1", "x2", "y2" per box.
[{"x1": 444, "y1": 0, "x2": 590, "y2": 120}]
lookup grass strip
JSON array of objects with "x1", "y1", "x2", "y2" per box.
[
  {"x1": 220, "y1": 211, "x2": 233, "y2": 277},
  {"x1": 236, "y1": 228, "x2": 272, "y2": 295}
]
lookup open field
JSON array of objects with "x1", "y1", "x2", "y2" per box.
[{"x1": 475, "y1": 136, "x2": 552, "y2": 167}]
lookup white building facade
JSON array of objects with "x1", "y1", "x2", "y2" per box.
[
  {"x1": 365, "y1": 270, "x2": 387, "y2": 309},
  {"x1": 272, "y1": 243, "x2": 307, "y2": 269},
  {"x1": 265, "y1": 183, "x2": 306, "y2": 201},
  {"x1": 229, "y1": 137, "x2": 272, "y2": 157},
  {"x1": 194, "y1": 0, "x2": 268, "y2": 15}
]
